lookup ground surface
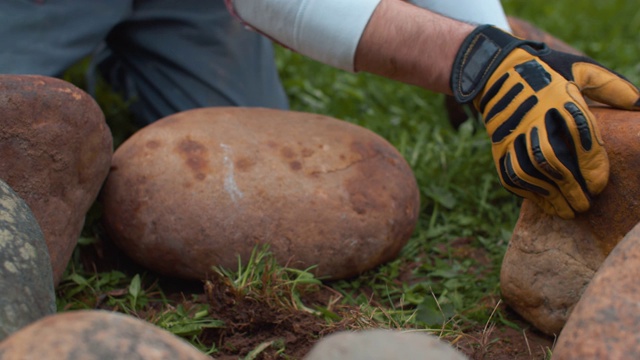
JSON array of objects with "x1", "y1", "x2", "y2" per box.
[{"x1": 71, "y1": 233, "x2": 554, "y2": 360}]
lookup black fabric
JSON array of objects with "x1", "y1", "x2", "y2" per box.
[
  {"x1": 492, "y1": 95, "x2": 538, "y2": 143},
  {"x1": 545, "y1": 109, "x2": 591, "y2": 197},
  {"x1": 484, "y1": 83, "x2": 523, "y2": 125},
  {"x1": 530, "y1": 127, "x2": 564, "y2": 180},
  {"x1": 512, "y1": 134, "x2": 552, "y2": 196},
  {"x1": 451, "y1": 25, "x2": 540, "y2": 103},
  {"x1": 564, "y1": 102, "x2": 593, "y2": 150},
  {"x1": 502, "y1": 152, "x2": 550, "y2": 196},
  {"x1": 515, "y1": 60, "x2": 552, "y2": 92},
  {"x1": 478, "y1": 72, "x2": 509, "y2": 113}
]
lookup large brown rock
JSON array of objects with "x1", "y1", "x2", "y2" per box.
[
  {"x1": 501, "y1": 107, "x2": 640, "y2": 335},
  {"x1": 507, "y1": 16, "x2": 584, "y2": 56},
  {"x1": 0, "y1": 310, "x2": 210, "y2": 359},
  {"x1": 552, "y1": 222, "x2": 640, "y2": 359},
  {"x1": 0, "y1": 75, "x2": 113, "y2": 285},
  {"x1": 101, "y1": 107, "x2": 419, "y2": 280}
]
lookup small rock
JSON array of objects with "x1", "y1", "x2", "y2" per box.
[
  {"x1": 0, "y1": 179, "x2": 55, "y2": 341},
  {"x1": 0, "y1": 75, "x2": 113, "y2": 285},
  {"x1": 303, "y1": 329, "x2": 468, "y2": 360},
  {"x1": 552, "y1": 222, "x2": 640, "y2": 359},
  {"x1": 101, "y1": 107, "x2": 420, "y2": 280},
  {"x1": 500, "y1": 107, "x2": 640, "y2": 335},
  {"x1": 0, "y1": 310, "x2": 210, "y2": 359}
]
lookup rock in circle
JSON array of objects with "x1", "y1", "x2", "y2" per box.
[
  {"x1": 303, "y1": 329, "x2": 467, "y2": 360},
  {"x1": 0, "y1": 179, "x2": 55, "y2": 341},
  {"x1": 552, "y1": 221, "x2": 640, "y2": 359},
  {"x1": 500, "y1": 107, "x2": 640, "y2": 336},
  {"x1": 0, "y1": 310, "x2": 210, "y2": 359},
  {"x1": 0, "y1": 75, "x2": 113, "y2": 286},
  {"x1": 101, "y1": 107, "x2": 420, "y2": 280}
]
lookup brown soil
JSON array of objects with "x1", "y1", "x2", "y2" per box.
[
  {"x1": 447, "y1": 308, "x2": 555, "y2": 359},
  {"x1": 195, "y1": 272, "x2": 554, "y2": 360},
  {"x1": 199, "y1": 273, "x2": 334, "y2": 360},
  {"x1": 75, "y1": 233, "x2": 555, "y2": 359}
]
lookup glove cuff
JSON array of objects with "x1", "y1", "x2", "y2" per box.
[{"x1": 451, "y1": 25, "x2": 539, "y2": 104}]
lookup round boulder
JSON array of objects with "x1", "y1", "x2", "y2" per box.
[
  {"x1": 0, "y1": 179, "x2": 55, "y2": 341},
  {"x1": 0, "y1": 310, "x2": 209, "y2": 359},
  {"x1": 101, "y1": 107, "x2": 420, "y2": 280},
  {"x1": 0, "y1": 75, "x2": 113, "y2": 285},
  {"x1": 500, "y1": 107, "x2": 640, "y2": 335},
  {"x1": 552, "y1": 221, "x2": 640, "y2": 359}
]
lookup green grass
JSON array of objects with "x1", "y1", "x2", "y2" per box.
[{"x1": 56, "y1": 0, "x2": 639, "y2": 358}]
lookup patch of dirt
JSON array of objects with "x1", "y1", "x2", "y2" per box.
[
  {"x1": 446, "y1": 307, "x2": 555, "y2": 360},
  {"x1": 198, "y1": 272, "x2": 361, "y2": 360},
  {"x1": 75, "y1": 233, "x2": 556, "y2": 359}
]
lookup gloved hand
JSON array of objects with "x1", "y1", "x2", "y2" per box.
[{"x1": 451, "y1": 25, "x2": 640, "y2": 219}]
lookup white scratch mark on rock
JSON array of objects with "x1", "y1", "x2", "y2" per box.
[{"x1": 220, "y1": 143, "x2": 243, "y2": 203}]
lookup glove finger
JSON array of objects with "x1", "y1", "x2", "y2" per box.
[
  {"x1": 561, "y1": 102, "x2": 610, "y2": 195},
  {"x1": 572, "y1": 63, "x2": 640, "y2": 110},
  {"x1": 496, "y1": 149, "x2": 575, "y2": 219},
  {"x1": 531, "y1": 107, "x2": 596, "y2": 212}
]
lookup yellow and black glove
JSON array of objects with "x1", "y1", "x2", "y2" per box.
[{"x1": 451, "y1": 25, "x2": 640, "y2": 219}]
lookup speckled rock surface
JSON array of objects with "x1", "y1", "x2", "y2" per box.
[
  {"x1": 101, "y1": 107, "x2": 420, "y2": 281},
  {"x1": 0, "y1": 75, "x2": 113, "y2": 285},
  {"x1": 552, "y1": 222, "x2": 640, "y2": 359},
  {"x1": 0, "y1": 310, "x2": 210, "y2": 359},
  {"x1": 303, "y1": 329, "x2": 468, "y2": 360},
  {"x1": 0, "y1": 179, "x2": 55, "y2": 341},
  {"x1": 501, "y1": 107, "x2": 640, "y2": 336}
]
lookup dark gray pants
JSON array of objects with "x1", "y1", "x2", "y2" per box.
[{"x1": 0, "y1": 0, "x2": 288, "y2": 125}]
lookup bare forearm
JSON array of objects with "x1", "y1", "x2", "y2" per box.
[
  {"x1": 228, "y1": 0, "x2": 473, "y2": 94},
  {"x1": 355, "y1": 0, "x2": 474, "y2": 94}
]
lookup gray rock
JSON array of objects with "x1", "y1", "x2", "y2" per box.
[
  {"x1": 303, "y1": 329, "x2": 467, "y2": 360},
  {"x1": 552, "y1": 221, "x2": 640, "y2": 359},
  {"x1": 0, "y1": 179, "x2": 55, "y2": 341}
]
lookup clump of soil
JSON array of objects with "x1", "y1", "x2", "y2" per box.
[{"x1": 198, "y1": 272, "x2": 355, "y2": 360}]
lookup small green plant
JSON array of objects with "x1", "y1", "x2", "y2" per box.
[{"x1": 211, "y1": 245, "x2": 322, "y2": 314}]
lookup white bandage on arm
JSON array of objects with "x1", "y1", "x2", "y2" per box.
[
  {"x1": 409, "y1": 0, "x2": 512, "y2": 32},
  {"x1": 228, "y1": 0, "x2": 381, "y2": 72}
]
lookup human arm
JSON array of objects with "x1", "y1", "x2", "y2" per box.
[
  {"x1": 405, "y1": 0, "x2": 511, "y2": 32},
  {"x1": 226, "y1": 0, "x2": 640, "y2": 218},
  {"x1": 354, "y1": 0, "x2": 473, "y2": 94}
]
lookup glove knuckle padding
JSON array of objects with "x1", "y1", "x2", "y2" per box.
[{"x1": 450, "y1": 25, "x2": 629, "y2": 218}]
